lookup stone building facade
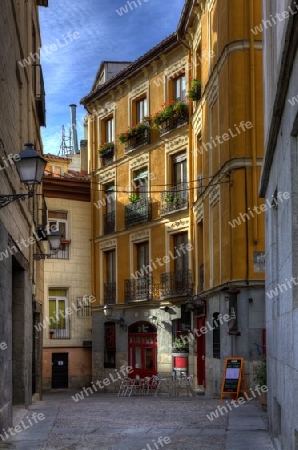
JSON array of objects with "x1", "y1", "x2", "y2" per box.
[
  {"x1": 0, "y1": 0, "x2": 48, "y2": 430},
  {"x1": 260, "y1": 1, "x2": 298, "y2": 449}
]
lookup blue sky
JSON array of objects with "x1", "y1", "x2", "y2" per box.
[{"x1": 39, "y1": 0, "x2": 185, "y2": 155}]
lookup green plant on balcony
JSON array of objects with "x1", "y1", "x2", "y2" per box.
[
  {"x1": 98, "y1": 141, "x2": 114, "y2": 155},
  {"x1": 188, "y1": 79, "x2": 201, "y2": 101},
  {"x1": 152, "y1": 101, "x2": 188, "y2": 129},
  {"x1": 128, "y1": 193, "x2": 141, "y2": 203},
  {"x1": 118, "y1": 122, "x2": 150, "y2": 144},
  {"x1": 164, "y1": 193, "x2": 179, "y2": 204}
]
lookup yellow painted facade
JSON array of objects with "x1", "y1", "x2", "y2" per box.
[{"x1": 82, "y1": 0, "x2": 265, "y2": 393}]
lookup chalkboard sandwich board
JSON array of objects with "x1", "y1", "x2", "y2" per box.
[{"x1": 220, "y1": 357, "x2": 244, "y2": 400}]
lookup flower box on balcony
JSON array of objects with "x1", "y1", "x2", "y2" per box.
[
  {"x1": 61, "y1": 239, "x2": 71, "y2": 245},
  {"x1": 99, "y1": 142, "x2": 115, "y2": 166},
  {"x1": 118, "y1": 123, "x2": 150, "y2": 144},
  {"x1": 152, "y1": 101, "x2": 189, "y2": 135}
]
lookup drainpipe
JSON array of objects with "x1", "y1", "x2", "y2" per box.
[
  {"x1": 249, "y1": 0, "x2": 258, "y2": 245},
  {"x1": 88, "y1": 111, "x2": 96, "y2": 298}
]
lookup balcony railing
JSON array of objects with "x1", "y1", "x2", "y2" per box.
[
  {"x1": 160, "y1": 270, "x2": 193, "y2": 298},
  {"x1": 104, "y1": 210, "x2": 115, "y2": 234},
  {"x1": 33, "y1": 64, "x2": 46, "y2": 126},
  {"x1": 125, "y1": 127, "x2": 150, "y2": 153},
  {"x1": 48, "y1": 243, "x2": 70, "y2": 260},
  {"x1": 125, "y1": 198, "x2": 151, "y2": 228},
  {"x1": 124, "y1": 277, "x2": 153, "y2": 303},
  {"x1": 104, "y1": 282, "x2": 116, "y2": 304},
  {"x1": 160, "y1": 183, "x2": 188, "y2": 215},
  {"x1": 49, "y1": 318, "x2": 70, "y2": 339},
  {"x1": 159, "y1": 107, "x2": 188, "y2": 136}
]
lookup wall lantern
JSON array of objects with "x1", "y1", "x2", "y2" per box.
[
  {"x1": 102, "y1": 305, "x2": 127, "y2": 330},
  {"x1": 0, "y1": 143, "x2": 47, "y2": 209},
  {"x1": 33, "y1": 230, "x2": 63, "y2": 260}
]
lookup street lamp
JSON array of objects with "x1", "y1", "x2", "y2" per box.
[
  {"x1": 33, "y1": 230, "x2": 63, "y2": 260},
  {"x1": 0, "y1": 143, "x2": 47, "y2": 209}
]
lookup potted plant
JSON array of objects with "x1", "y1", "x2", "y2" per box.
[
  {"x1": 164, "y1": 193, "x2": 179, "y2": 204},
  {"x1": 118, "y1": 122, "x2": 150, "y2": 144},
  {"x1": 152, "y1": 101, "x2": 189, "y2": 129},
  {"x1": 98, "y1": 141, "x2": 114, "y2": 156},
  {"x1": 172, "y1": 336, "x2": 189, "y2": 354},
  {"x1": 188, "y1": 79, "x2": 201, "y2": 101},
  {"x1": 128, "y1": 193, "x2": 140, "y2": 203},
  {"x1": 253, "y1": 355, "x2": 267, "y2": 410}
]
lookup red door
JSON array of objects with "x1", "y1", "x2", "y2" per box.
[
  {"x1": 196, "y1": 317, "x2": 205, "y2": 386},
  {"x1": 128, "y1": 321, "x2": 157, "y2": 378}
]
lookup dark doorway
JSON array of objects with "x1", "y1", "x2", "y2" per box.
[{"x1": 52, "y1": 353, "x2": 68, "y2": 388}]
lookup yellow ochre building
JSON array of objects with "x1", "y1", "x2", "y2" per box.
[{"x1": 81, "y1": 0, "x2": 265, "y2": 394}]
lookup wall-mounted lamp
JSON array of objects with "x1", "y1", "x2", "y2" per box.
[
  {"x1": 148, "y1": 315, "x2": 158, "y2": 322},
  {"x1": 33, "y1": 230, "x2": 63, "y2": 260},
  {"x1": 0, "y1": 143, "x2": 47, "y2": 209},
  {"x1": 102, "y1": 305, "x2": 127, "y2": 330}
]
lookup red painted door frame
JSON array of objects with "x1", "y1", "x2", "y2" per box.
[{"x1": 128, "y1": 325, "x2": 157, "y2": 378}]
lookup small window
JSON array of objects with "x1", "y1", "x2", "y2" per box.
[
  {"x1": 173, "y1": 75, "x2": 186, "y2": 102},
  {"x1": 104, "y1": 117, "x2": 114, "y2": 143}
]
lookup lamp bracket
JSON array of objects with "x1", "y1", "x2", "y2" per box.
[{"x1": 0, "y1": 191, "x2": 34, "y2": 209}]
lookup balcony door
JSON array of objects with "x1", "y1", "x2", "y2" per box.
[
  {"x1": 128, "y1": 321, "x2": 157, "y2": 378},
  {"x1": 173, "y1": 233, "x2": 189, "y2": 294},
  {"x1": 105, "y1": 250, "x2": 116, "y2": 304},
  {"x1": 135, "y1": 242, "x2": 150, "y2": 300}
]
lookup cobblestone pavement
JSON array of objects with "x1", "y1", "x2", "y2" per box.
[{"x1": 0, "y1": 391, "x2": 274, "y2": 450}]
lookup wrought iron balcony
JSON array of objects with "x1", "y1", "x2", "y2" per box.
[
  {"x1": 33, "y1": 64, "x2": 46, "y2": 127},
  {"x1": 125, "y1": 127, "x2": 150, "y2": 153},
  {"x1": 160, "y1": 270, "x2": 193, "y2": 298},
  {"x1": 104, "y1": 210, "x2": 115, "y2": 234},
  {"x1": 160, "y1": 183, "x2": 188, "y2": 215},
  {"x1": 104, "y1": 282, "x2": 116, "y2": 304},
  {"x1": 159, "y1": 107, "x2": 188, "y2": 136},
  {"x1": 124, "y1": 277, "x2": 153, "y2": 303},
  {"x1": 48, "y1": 243, "x2": 70, "y2": 260},
  {"x1": 125, "y1": 197, "x2": 151, "y2": 228},
  {"x1": 49, "y1": 318, "x2": 70, "y2": 339}
]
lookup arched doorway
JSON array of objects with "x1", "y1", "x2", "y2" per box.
[{"x1": 128, "y1": 321, "x2": 157, "y2": 378}]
